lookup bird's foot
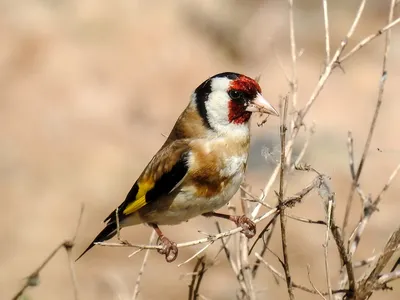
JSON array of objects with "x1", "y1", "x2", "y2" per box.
[
  {"x1": 157, "y1": 236, "x2": 178, "y2": 262},
  {"x1": 118, "y1": 239, "x2": 131, "y2": 246},
  {"x1": 232, "y1": 215, "x2": 256, "y2": 239},
  {"x1": 202, "y1": 212, "x2": 256, "y2": 239}
]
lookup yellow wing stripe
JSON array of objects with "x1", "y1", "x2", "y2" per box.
[
  {"x1": 123, "y1": 195, "x2": 147, "y2": 215},
  {"x1": 122, "y1": 180, "x2": 154, "y2": 215},
  {"x1": 136, "y1": 180, "x2": 154, "y2": 200}
]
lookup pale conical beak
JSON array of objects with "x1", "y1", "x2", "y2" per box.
[{"x1": 246, "y1": 93, "x2": 279, "y2": 116}]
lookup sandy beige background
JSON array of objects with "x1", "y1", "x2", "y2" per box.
[{"x1": 1, "y1": 0, "x2": 399, "y2": 299}]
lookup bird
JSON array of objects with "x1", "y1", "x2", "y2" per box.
[{"x1": 76, "y1": 72, "x2": 279, "y2": 262}]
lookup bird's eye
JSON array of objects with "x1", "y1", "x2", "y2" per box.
[{"x1": 229, "y1": 90, "x2": 243, "y2": 100}]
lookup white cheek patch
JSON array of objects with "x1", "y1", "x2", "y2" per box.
[
  {"x1": 211, "y1": 77, "x2": 231, "y2": 91},
  {"x1": 203, "y1": 76, "x2": 251, "y2": 137},
  {"x1": 206, "y1": 77, "x2": 231, "y2": 130},
  {"x1": 205, "y1": 91, "x2": 230, "y2": 127}
]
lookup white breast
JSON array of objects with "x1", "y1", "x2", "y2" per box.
[
  {"x1": 150, "y1": 154, "x2": 247, "y2": 225},
  {"x1": 139, "y1": 138, "x2": 249, "y2": 225},
  {"x1": 220, "y1": 154, "x2": 247, "y2": 177}
]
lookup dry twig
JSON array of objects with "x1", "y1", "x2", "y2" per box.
[
  {"x1": 316, "y1": 176, "x2": 356, "y2": 298},
  {"x1": 307, "y1": 264, "x2": 327, "y2": 300},
  {"x1": 215, "y1": 222, "x2": 248, "y2": 293},
  {"x1": 97, "y1": 204, "x2": 282, "y2": 251},
  {"x1": 278, "y1": 95, "x2": 295, "y2": 300},
  {"x1": 255, "y1": 253, "x2": 347, "y2": 296},
  {"x1": 342, "y1": 0, "x2": 396, "y2": 236},
  {"x1": 288, "y1": 0, "x2": 298, "y2": 109},
  {"x1": 238, "y1": 184, "x2": 256, "y2": 300},
  {"x1": 132, "y1": 231, "x2": 156, "y2": 300},
  {"x1": 12, "y1": 205, "x2": 84, "y2": 300},
  {"x1": 252, "y1": 0, "x2": 375, "y2": 222},
  {"x1": 357, "y1": 227, "x2": 400, "y2": 298},
  {"x1": 323, "y1": 189, "x2": 334, "y2": 300},
  {"x1": 322, "y1": 0, "x2": 331, "y2": 65},
  {"x1": 188, "y1": 257, "x2": 207, "y2": 300}
]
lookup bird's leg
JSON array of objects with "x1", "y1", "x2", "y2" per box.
[
  {"x1": 115, "y1": 209, "x2": 130, "y2": 245},
  {"x1": 150, "y1": 223, "x2": 178, "y2": 262},
  {"x1": 203, "y1": 212, "x2": 256, "y2": 238}
]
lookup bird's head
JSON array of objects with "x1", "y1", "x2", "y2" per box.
[{"x1": 193, "y1": 72, "x2": 279, "y2": 135}]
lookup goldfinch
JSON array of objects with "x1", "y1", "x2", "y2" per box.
[{"x1": 77, "y1": 72, "x2": 278, "y2": 262}]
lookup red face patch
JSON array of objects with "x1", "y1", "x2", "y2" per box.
[
  {"x1": 228, "y1": 101, "x2": 252, "y2": 124},
  {"x1": 227, "y1": 76, "x2": 261, "y2": 124},
  {"x1": 230, "y1": 75, "x2": 262, "y2": 95}
]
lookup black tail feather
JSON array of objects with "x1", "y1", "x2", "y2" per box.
[{"x1": 75, "y1": 222, "x2": 117, "y2": 261}]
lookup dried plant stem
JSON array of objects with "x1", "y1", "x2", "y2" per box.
[
  {"x1": 322, "y1": 0, "x2": 331, "y2": 64},
  {"x1": 342, "y1": 0, "x2": 395, "y2": 236},
  {"x1": 178, "y1": 242, "x2": 213, "y2": 267},
  {"x1": 255, "y1": 253, "x2": 347, "y2": 296},
  {"x1": 374, "y1": 162, "x2": 400, "y2": 207},
  {"x1": 251, "y1": 164, "x2": 280, "y2": 218},
  {"x1": 286, "y1": 213, "x2": 326, "y2": 225},
  {"x1": 347, "y1": 131, "x2": 356, "y2": 180},
  {"x1": 378, "y1": 270, "x2": 400, "y2": 285},
  {"x1": 12, "y1": 243, "x2": 67, "y2": 300},
  {"x1": 331, "y1": 218, "x2": 356, "y2": 298},
  {"x1": 252, "y1": 0, "x2": 369, "y2": 221},
  {"x1": 357, "y1": 227, "x2": 400, "y2": 298},
  {"x1": 215, "y1": 222, "x2": 248, "y2": 293},
  {"x1": 239, "y1": 185, "x2": 256, "y2": 300},
  {"x1": 291, "y1": 123, "x2": 315, "y2": 172},
  {"x1": 97, "y1": 208, "x2": 278, "y2": 250},
  {"x1": 339, "y1": 17, "x2": 400, "y2": 64},
  {"x1": 354, "y1": 255, "x2": 378, "y2": 268},
  {"x1": 353, "y1": 245, "x2": 400, "y2": 268},
  {"x1": 300, "y1": 0, "x2": 367, "y2": 119},
  {"x1": 288, "y1": 0, "x2": 298, "y2": 109},
  {"x1": 307, "y1": 265, "x2": 327, "y2": 300},
  {"x1": 251, "y1": 174, "x2": 324, "y2": 258},
  {"x1": 12, "y1": 205, "x2": 84, "y2": 300},
  {"x1": 239, "y1": 234, "x2": 256, "y2": 300},
  {"x1": 251, "y1": 216, "x2": 278, "y2": 278},
  {"x1": 132, "y1": 231, "x2": 156, "y2": 300},
  {"x1": 316, "y1": 177, "x2": 356, "y2": 298},
  {"x1": 278, "y1": 96, "x2": 294, "y2": 299},
  {"x1": 324, "y1": 198, "x2": 333, "y2": 300},
  {"x1": 348, "y1": 163, "x2": 400, "y2": 258},
  {"x1": 188, "y1": 257, "x2": 207, "y2": 300}
]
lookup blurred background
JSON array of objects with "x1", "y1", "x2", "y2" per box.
[{"x1": 1, "y1": 0, "x2": 399, "y2": 299}]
